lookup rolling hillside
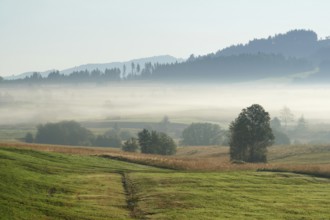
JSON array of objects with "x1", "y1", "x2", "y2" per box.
[{"x1": 1, "y1": 144, "x2": 330, "y2": 219}]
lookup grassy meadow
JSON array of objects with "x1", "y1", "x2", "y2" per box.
[
  {"x1": 0, "y1": 146, "x2": 163, "y2": 220},
  {"x1": 1, "y1": 143, "x2": 330, "y2": 219},
  {"x1": 130, "y1": 171, "x2": 330, "y2": 219}
]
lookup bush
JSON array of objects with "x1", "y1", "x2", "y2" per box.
[
  {"x1": 273, "y1": 130, "x2": 290, "y2": 145},
  {"x1": 93, "y1": 134, "x2": 122, "y2": 148},
  {"x1": 119, "y1": 130, "x2": 135, "y2": 141},
  {"x1": 181, "y1": 123, "x2": 223, "y2": 146},
  {"x1": 24, "y1": 132, "x2": 34, "y2": 143},
  {"x1": 138, "y1": 129, "x2": 176, "y2": 155},
  {"x1": 122, "y1": 138, "x2": 139, "y2": 152},
  {"x1": 35, "y1": 121, "x2": 93, "y2": 146},
  {"x1": 104, "y1": 128, "x2": 134, "y2": 141}
]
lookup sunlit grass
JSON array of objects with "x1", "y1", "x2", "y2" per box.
[
  {"x1": 130, "y1": 171, "x2": 330, "y2": 219},
  {"x1": 3, "y1": 142, "x2": 330, "y2": 175},
  {"x1": 0, "y1": 147, "x2": 161, "y2": 220},
  {"x1": 1, "y1": 144, "x2": 330, "y2": 219}
]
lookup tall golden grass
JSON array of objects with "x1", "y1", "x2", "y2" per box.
[
  {"x1": 0, "y1": 142, "x2": 121, "y2": 155},
  {"x1": 1, "y1": 142, "x2": 330, "y2": 177}
]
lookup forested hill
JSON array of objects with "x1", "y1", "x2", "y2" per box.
[
  {"x1": 294, "y1": 60, "x2": 330, "y2": 84},
  {"x1": 1, "y1": 30, "x2": 329, "y2": 84},
  {"x1": 144, "y1": 30, "x2": 329, "y2": 83},
  {"x1": 145, "y1": 53, "x2": 312, "y2": 82},
  {"x1": 216, "y1": 30, "x2": 330, "y2": 62}
]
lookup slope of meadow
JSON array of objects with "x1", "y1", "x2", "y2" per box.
[
  {"x1": 1, "y1": 143, "x2": 330, "y2": 219},
  {"x1": 129, "y1": 171, "x2": 330, "y2": 219},
  {"x1": 0, "y1": 147, "x2": 163, "y2": 220}
]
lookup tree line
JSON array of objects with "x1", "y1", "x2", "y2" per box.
[
  {"x1": 24, "y1": 104, "x2": 311, "y2": 162},
  {"x1": 1, "y1": 53, "x2": 312, "y2": 84},
  {"x1": 25, "y1": 120, "x2": 177, "y2": 156},
  {"x1": 144, "y1": 53, "x2": 312, "y2": 82},
  {"x1": 5, "y1": 68, "x2": 121, "y2": 84}
]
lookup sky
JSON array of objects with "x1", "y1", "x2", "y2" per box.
[{"x1": 1, "y1": 0, "x2": 330, "y2": 77}]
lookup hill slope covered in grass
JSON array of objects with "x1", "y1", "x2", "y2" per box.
[
  {"x1": 1, "y1": 144, "x2": 330, "y2": 219},
  {"x1": 0, "y1": 147, "x2": 163, "y2": 220}
]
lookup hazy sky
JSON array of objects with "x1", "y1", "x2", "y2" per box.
[{"x1": 1, "y1": 0, "x2": 329, "y2": 76}]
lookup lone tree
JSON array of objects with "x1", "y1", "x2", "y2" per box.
[
  {"x1": 229, "y1": 104, "x2": 274, "y2": 163},
  {"x1": 295, "y1": 115, "x2": 307, "y2": 132},
  {"x1": 270, "y1": 117, "x2": 290, "y2": 145},
  {"x1": 158, "y1": 115, "x2": 170, "y2": 134},
  {"x1": 280, "y1": 106, "x2": 294, "y2": 129}
]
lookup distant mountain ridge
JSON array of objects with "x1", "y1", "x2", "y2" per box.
[{"x1": 5, "y1": 55, "x2": 184, "y2": 80}]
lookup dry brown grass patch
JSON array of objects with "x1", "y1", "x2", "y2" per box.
[{"x1": 2, "y1": 142, "x2": 330, "y2": 176}]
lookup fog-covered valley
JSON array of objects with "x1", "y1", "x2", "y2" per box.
[{"x1": 1, "y1": 82, "x2": 330, "y2": 125}]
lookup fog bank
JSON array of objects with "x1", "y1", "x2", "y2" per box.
[{"x1": 0, "y1": 83, "x2": 329, "y2": 125}]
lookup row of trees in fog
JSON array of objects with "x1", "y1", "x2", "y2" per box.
[
  {"x1": 7, "y1": 68, "x2": 122, "y2": 84},
  {"x1": 146, "y1": 53, "x2": 312, "y2": 82},
  {"x1": 25, "y1": 120, "x2": 177, "y2": 156},
  {"x1": 22, "y1": 104, "x2": 319, "y2": 163},
  {"x1": 24, "y1": 104, "x2": 275, "y2": 162},
  {"x1": 24, "y1": 108, "x2": 309, "y2": 158}
]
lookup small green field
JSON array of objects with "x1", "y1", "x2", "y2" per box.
[{"x1": 1, "y1": 145, "x2": 330, "y2": 219}]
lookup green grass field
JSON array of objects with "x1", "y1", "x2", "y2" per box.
[
  {"x1": 0, "y1": 147, "x2": 163, "y2": 220},
  {"x1": 130, "y1": 171, "x2": 330, "y2": 219},
  {"x1": 1, "y1": 145, "x2": 330, "y2": 219}
]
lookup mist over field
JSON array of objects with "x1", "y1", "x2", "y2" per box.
[{"x1": 0, "y1": 82, "x2": 329, "y2": 125}]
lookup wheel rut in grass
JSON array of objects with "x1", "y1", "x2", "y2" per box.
[{"x1": 120, "y1": 172, "x2": 145, "y2": 219}]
